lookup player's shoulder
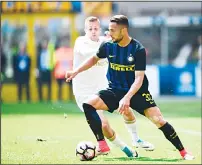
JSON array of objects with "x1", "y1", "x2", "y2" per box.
[
  {"x1": 99, "y1": 36, "x2": 106, "y2": 42},
  {"x1": 75, "y1": 36, "x2": 91, "y2": 49},
  {"x1": 131, "y1": 38, "x2": 145, "y2": 50},
  {"x1": 75, "y1": 36, "x2": 87, "y2": 43},
  {"x1": 100, "y1": 39, "x2": 114, "y2": 48},
  {"x1": 98, "y1": 40, "x2": 112, "y2": 51}
]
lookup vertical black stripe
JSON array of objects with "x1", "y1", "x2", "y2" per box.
[
  {"x1": 118, "y1": 46, "x2": 125, "y2": 89},
  {"x1": 112, "y1": 43, "x2": 119, "y2": 88},
  {"x1": 126, "y1": 42, "x2": 133, "y2": 89},
  {"x1": 109, "y1": 44, "x2": 114, "y2": 85},
  {"x1": 106, "y1": 43, "x2": 111, "y2": 85},
  {"x1": 125, "y1": 46, "x2": 130, "y2": 89}
]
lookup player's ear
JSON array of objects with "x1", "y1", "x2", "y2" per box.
[{"x1": 121, "y1": 27, "x2": 127, "y2": 34}]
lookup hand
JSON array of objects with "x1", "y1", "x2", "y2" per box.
[
  {"x1": 65, "y1": 70, "x2": 78, "y2": 82},
  {"x1": 118, "y1": 96, "x2": 131, "y2": 115}
]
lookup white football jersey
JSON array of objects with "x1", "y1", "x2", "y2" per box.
[{"x1": 73, "y1": 36, "x2": 108, "y2": 96}]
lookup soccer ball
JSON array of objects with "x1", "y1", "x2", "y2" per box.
[{"x1": 76, "y1": 141, "x2": 96, "y2": 161}]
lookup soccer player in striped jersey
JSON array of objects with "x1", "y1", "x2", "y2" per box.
[
  {"x1": 66, "y1": 15, "x2": 194, "y2": 160},
  {"x1": 73, "y1": 16, "x2": 154, "y2": 157}
]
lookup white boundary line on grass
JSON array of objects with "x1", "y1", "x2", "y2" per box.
[
  {"x1": 178, "y1": 129, "x2": 201, "y2": 136},
  {"x1": 145, "y1": 129, "x2": 201, "y2": 139}
]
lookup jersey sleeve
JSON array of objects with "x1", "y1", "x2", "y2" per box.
[
  {"x1": 96, "y1": 42, "x2": 107, "y2": 59},
  {"x1": 135, "y1": 48, "x2": 146, "y2": 71}
]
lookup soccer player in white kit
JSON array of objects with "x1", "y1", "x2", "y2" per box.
[{"x1": 72, "y1": 16, "x2": 154, "y2": 156}]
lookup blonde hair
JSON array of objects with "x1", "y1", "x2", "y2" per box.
[{"x1": 84, "y1": 16, "x2": 100, "y2": 28}]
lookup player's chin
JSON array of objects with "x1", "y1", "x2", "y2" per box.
[{"x1": 92, "y1": 36, "x2": 98, "y2": 40}]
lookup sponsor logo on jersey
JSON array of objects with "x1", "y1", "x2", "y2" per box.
[
  {"x1": 110, "y1": 62, "x2": 135, "y2": 71},
  {"x1": 127, "y1": 54, "x2": 134, "y2": 63}
]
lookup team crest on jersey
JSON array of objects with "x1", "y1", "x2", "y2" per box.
[{"x1": 127, "y1": 54, "x2": 134, "y2": 63}]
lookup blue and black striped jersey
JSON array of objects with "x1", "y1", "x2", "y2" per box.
[{"x1": 96, "y1": 38, "x2": 149, "y2": 92}]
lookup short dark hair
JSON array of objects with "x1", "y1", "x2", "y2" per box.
[{"x1": 110, "y1": 15, "x2": 129, "y2": 28}]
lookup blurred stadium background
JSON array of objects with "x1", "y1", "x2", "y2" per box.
[
  {"x1": 1, "y1": 1, "x2": 201, "y2": 102},
  {"x1": 1, "y1": 1, "x2": 201, "y2": 164}
]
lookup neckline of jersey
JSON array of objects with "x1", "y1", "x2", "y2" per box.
[{"x1": 117, "y1": 38, "x2": 133, "y2": 48}]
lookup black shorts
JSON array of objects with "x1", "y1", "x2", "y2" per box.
[{"x1": 97, "y1": 88, "x2": 157, "y2": 115}]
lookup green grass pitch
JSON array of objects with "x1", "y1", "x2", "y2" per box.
[{"x1": 1, "y1": 99, "x2": 201, "y2": 164}]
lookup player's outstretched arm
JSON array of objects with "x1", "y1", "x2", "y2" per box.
[{"x1": 65, "y1": 55, "x2": 100, "y2": 82}]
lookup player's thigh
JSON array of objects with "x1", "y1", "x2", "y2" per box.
[
  {"x1": 84, "y1": 94, "x2": 109, "y2": 111},
  {"x1": 130, "y1": 91, "x2": 157, "y2": 115},
  {"x1": 97, "y1": 89, "x2": 120, "y2": 113},
  {"x1": 75, "y1": 95, "x2": 109, "y2": 112}
]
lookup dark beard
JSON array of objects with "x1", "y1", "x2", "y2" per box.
[{"x1": 113, "y1": 37, "x2": 123, "y2": 43}]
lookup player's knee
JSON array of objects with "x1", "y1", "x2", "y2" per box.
[
  {"x1": 149, "y1": 115, "x2": 166, "y2": 126},
  {"x1": 123, "y1": 109, "x2": 136, "y2": 121},
  {"x1": 158, "y1": 118, "x2": 166, "y2": 127}
]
